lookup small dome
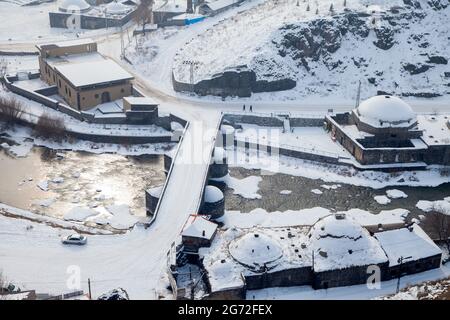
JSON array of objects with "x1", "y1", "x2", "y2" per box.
[
  {"x1": 204, "y1": 185, "x2": 223, "y2": 203},
  {"x1": 147, "y1": 185, "x2": 163, "y2": 197},
  {"x1": 221, "y1": 124, "x2": 235, "y2": 134},
  {"x1": 59, "y1": 0, "x2": 91, "y2": 12},
  {"x1": 105, "y1": 0, "x2": 131, "y2": 14},
  {"x1": 212, "y1": 147, "x2": 227, "y2": 164},
  {"x1": 229, "y1": 232, "x2": 283, "y2": 270},
  {"x1": 356, "y1": 95, "x2": 416, "y2": 127}
]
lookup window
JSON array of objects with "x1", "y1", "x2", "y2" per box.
[
  {"x1": 121, "y1": 88, "x2": 125, "y2": 93},
  {"x1": 391, "y1": 134, "x2": 397, "y2": 138},
  {"x1": 95, "y1": 94, "x2": 99, "y2": 99},
  {"x1": 68, "y1": 90, "x2": 71, "y2": 97},
  {"x1": 58, "y1": 80, "x2": 61, "y2": 88}
]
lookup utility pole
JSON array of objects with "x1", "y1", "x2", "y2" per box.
[
  {"x1": 183, "y1": 60, "x2": 200, "y2": 95},
  {"x1": 396, "y1": 256, "x2": 412, "y2": 294},
  {"x1": 355, "y1": 80, "x2": 361, "y2": 108},
  {"x1": 88, "y1": 278, "x2": 92, "y2": 300}
]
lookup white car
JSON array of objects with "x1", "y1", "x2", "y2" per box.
[{"x1": 61, "y1": 233, "x2": 87, "y2": 245}]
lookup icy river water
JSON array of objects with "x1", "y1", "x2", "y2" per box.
[
  {"x1": 0, "y1": 146, "x2": 165, "y2": 220},
  {"x1": 225, "y1": 167, "x2": 450, "y2": 217}
]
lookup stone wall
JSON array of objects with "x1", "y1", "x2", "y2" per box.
[
  {"x1": 172, "y1": 68, "x2": 296, "y2": 98},
  {"x1": 244, "y1": 266, "x2": 313, "y2": 290},
  {"x1": 313, "y1": 262, "x2": 390, "y2": 289}
]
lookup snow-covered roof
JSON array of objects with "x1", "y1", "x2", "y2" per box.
[
  {"x1": 221, "y1": 124, "x2": 235, "y2": 134},
  {"x1": 204, "y1": 185, "x2": 223, "y2": 203},
  {"x1": 308, "y1": 214, "x2": 388, "y2": 272},
  {"x1": 123, "y1": 96, "x2": 158, "y2": 106},
  {"x1": 355, "y1": 95, "x2": 417, "y2": 128},
  {"x1": 182, "y1": 215, "x2": 217, "y2": 239},
  {"x1": 374, "y1": 224, "x2": 442, "y2": 267},
  {"x1": 171, "y1": 13, "x2": 204, "y2": 21},
  {"x1": 212, "y1": 147, "x2": 226, "y2": 163},
  {"x1": 54, "y1": 59, "x2": 134, "y2": 88},
  {"x1": 37, "y1": 38, "x2": 96, "y2": 51},
  {"x1": 105, "y1": 0, "x2": 132, "y2": 14},
  {"x1": 201, "y1": 0, "x2": 235, "y2": 11},
  {"x1": 229, "y1": 232, "x2": 283, "y2": 270},
  {"x1": 58, "y1": 0, "x2": 91, "y2": 12},
  {"x1": 417, "y1": 114, "x2": 450, "y2": 146},
  {"x1": 147, "y1": 185, "x2": 163, "y2": 197}
]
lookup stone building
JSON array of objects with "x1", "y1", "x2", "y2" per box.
[
  {"x1": 49, "y1": 0, "x2": 137, "y2": 29},
  {"x1": 197, "y1": 213, "x2": 442, "y2": 298},
  {"x1": 181, "y1": 215, "x2": 218, "y2": 253},
  {"x1": 36, "y1": 38, "x2": 134, "y2": 111},
  {"x1": 325, "y1": 95, "x2": 450, "y2": 166}
]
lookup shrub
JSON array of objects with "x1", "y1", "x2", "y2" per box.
[
  {"x1": 34, "y1": 113, "x2": 66, "y2": 142},
  {"x1": 0, "y1": 96, "x2": 24, "y2": 128}
]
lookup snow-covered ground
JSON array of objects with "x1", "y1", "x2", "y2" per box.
[
  {"x1": 235, "y1": 124, "x2": 351, "y2": 158},
  {"x1": 0, "y1": 2, "x2": 130, "y2": 44},
  {"x1": 0, "y1": 87, "x2": 173, "y2": 139},
  {"x1": 227, "y1": 147, "x2": 450, "y2": 189},
  {"x1": 220, "y1": 207, "x2": 409, "y2": 229},
  {"x1": 170, "y1": 0, "x2": 450, "y2": 101}
]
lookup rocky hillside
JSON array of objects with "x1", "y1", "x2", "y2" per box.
[{"x1": 172, "y1": 0, "x2": 450, "y2": 100}]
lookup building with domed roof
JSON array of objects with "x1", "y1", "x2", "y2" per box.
[
  {"x1": 49, "y1": 0, "x2": 137, "y2": 29},
  {"x1": 325, "y1": 95, "x2": 450, "y2": 166}
]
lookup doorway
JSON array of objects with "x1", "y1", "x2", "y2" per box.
[{"x1": 101, "y1": 91, "x2": 111, "y2": 103}]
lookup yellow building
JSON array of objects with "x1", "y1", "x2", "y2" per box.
[{"x1": 36, "y1": 38, "x2": 134, "y2": 111}]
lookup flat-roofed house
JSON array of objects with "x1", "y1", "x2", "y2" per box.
[{"x1": 36, "y1": 39, "x2": 134, "y2": 111}]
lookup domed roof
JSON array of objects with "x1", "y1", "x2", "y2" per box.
[
  {"x1": 308, "y1": 214, "x2": 387, "y2": 272},
  {"x1": 105, "y1": 0, "x2": 131, "y2": 14},
  {"x1": 221, "y1": 124, "x2": 235, "y2": 134},
  {"x1": 356, "y1": 95, "x2": 416, "y2": 128},
  {"x1": 147, "y1": 185, "x2": 163, "y2": 197},
  {"x1": 212, "y1": 147, "x2": 227, "y2": 164},
  {"x1": 204, "y1": 185, "x2": 224, "y2": 203},
  {"x1": 59, "y1": 0, "x2": 91, "y2": 12},
  {"x1": 229, "y1": 232, "x2": 283, "y2": 271}
]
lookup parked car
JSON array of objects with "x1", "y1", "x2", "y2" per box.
[{"x1": 61, "y1": 233, "x2": 87, "y2": 246}]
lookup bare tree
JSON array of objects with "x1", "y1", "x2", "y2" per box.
[
  {"x1": 134, "y1": 0, "x2": 154, "y2": 36},
  {"x1": 427, "y1": 210, "x2": 450, "y2": 252},
  {"x1": 0, "y1": 96, "x2": 24, "y2": 128},
  {"x1": 34, "y1": 113, "x2": 66, "y2": 142},
  {"x1": 0, "y1": 58, "x2": 7, "y2": 85},
  {"x1": 0, "y1": 270, "x2": 7, "y2": 299}
]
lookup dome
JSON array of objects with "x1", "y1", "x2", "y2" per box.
[
  {"x1": 105, "y1": 0, "x2": 131, "y2": 14},
  {"x1": 221, "y1": 124, "x2": 235, "y2": 134},
  {"x1": 212, "y1": 147, "x2": 227, "y2": 164},
  {"x1": 204, "y1": 185, "x2": 223, "y2": 203},
  {"x1": 59, "y1": 0, "x2": 91, "y2": 12},
  {"x1": 356, "y1": 95, "x2": 416, "y2": 128},
  {"x1": 229, "y1": 232, "x2": 283, "y2": 271},
  {"x1": 147, "y1": 185, "x2": 163, "y2": 197},
  {"x1": 308, "y1": 214, "x2": 387, "y2": 272}
]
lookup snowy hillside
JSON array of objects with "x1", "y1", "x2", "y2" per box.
[{"x1": 172, "y1": 0, "x2": 450, "y2": 100}]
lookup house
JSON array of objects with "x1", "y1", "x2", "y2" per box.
[
  {"x1": 181, "y1": 215, "x2": 218, "y2": 252},
  {"x1": 325, "y1": 95, "x2": 450, "y2": 166},
  {"x1": 36, "y1": 39, "x2": 134, "y2": 111},
  {"x1": 374, "y1": 224, "x2": 442, "y2": 277}
]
